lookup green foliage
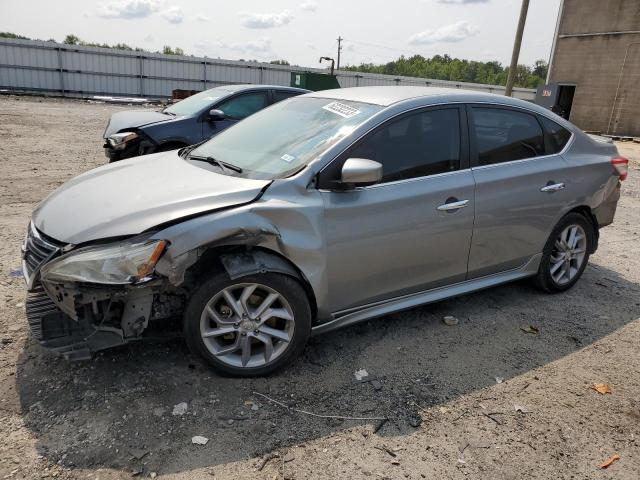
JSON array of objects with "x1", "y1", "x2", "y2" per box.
[
  {"x1": 269, "y1": 59, "x2": 290, "y2": 65},
  {"x1": 63, "y1": 34, "x2": 80, "y2": 45},
  {"x1": 162, "y1": 46, "x2": 185, "y2": 56},
  {"x1": 0, "y1": 32, "x2": 30, "y2": 40},
  {"x1": 344, "y1": 54, "x2": 548, "y2": 89}
]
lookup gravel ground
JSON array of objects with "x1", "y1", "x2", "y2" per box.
[{"x1": 0, "y1": 95, "x2": 639, "y2": 480}]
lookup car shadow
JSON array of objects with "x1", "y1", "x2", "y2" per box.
[{"x1": 14, "y1": 261, "x2": 640, "y2": 475}]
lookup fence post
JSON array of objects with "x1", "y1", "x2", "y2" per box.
[
  {"x1": 56, "y1": 47, "x2": 65, "y2": 96},
  {"x1": 203, "y1": 57, "x2": 207, "y2": 89},
  {"x1": 138, "y1": 55, "x2": 144, "y2": 97}
]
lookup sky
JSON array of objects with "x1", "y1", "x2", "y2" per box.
[{"x1": 0, "y1": 0, "x2": 562, "y2": 67}]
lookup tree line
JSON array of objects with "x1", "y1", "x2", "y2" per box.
[
  {"x1": 343, "y1": 54, "x2": 548, "y2": 89},
  {"x1": 0, "y1": 32, "x2": 184, "y2": 57}
]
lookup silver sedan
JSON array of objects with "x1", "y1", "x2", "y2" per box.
[{"x1": 24, "y1": 86, "x2": 627, "y2": 376}]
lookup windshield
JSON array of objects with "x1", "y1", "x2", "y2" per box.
[
  {"x1": 189, "y1": 97, "x2": 383, "y2": 179},
  {"x1": 164, "y1": 88, "x2": 230, "y2": 116}
]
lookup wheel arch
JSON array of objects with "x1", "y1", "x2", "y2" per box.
[
  {"x1": 183, "y1": 245, "x2": 318, "y2": 320},
  {"x1": 566, "y1": 205, "x2": 599, "y2": 253}
]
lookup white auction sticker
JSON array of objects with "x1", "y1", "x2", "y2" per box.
[
  {"x1": 280, "y1": 153, "x2": 295, "y2": 163},
  {"x1": 322, "y1": 101, "x2": 361, "y2": 118}
]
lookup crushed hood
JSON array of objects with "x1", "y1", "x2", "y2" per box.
[
  {"x1": 33, "y1": 151, "x2": 270, "y2": 244},
  {"x1": 103, "y1": 110, "x2": 176, "y2": 138}
]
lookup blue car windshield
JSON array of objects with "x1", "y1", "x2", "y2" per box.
[
  {"x1": 164, "y1": 88, "x2": 229, "y2": 116},
  {"x1": 189, "y1": 97, "x2": 383, "y2": 179}
]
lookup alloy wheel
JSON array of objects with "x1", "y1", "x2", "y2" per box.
[
  {"x1": 549, "y1": 224, "x2": 587, "y2": 285},
  {"x1": 199, "y1": 283, "x2": 295, "y2": 368}
]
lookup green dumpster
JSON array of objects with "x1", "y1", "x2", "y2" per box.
[{"x1": 291, "y1": 72, "x2": 340, "y2": 91}]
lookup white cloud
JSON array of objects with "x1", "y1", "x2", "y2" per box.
[
  {"x1": 143, "y1": 34, "x2": 153, "y2": 42},
  {"x1": 194, "y1": 38, "x2": 274, "y2": 57},
  {"x1": 161, "y1": 6, "x2": 183, "y2": 24},
  {"x1": 239, "y1": 10, "x2": 293, "y2": 29},
  {"x1": 228, "y1": 37, "x2": 273, "y2": 54},
  {"x1": 409, "y1": 21, "x2": 479, "y2": 45},
  {"x1": 306, "y1": 42, "x2": 316, "y2": 50},
  {"x1": 97, "y1": 0, "x2": 161, "y2": 19},
  {"x1": 300, "y1": 0, "x2": 318, "y2": 12},
  {"x1": 438, "y1": 0, "x2": 489, "y2": 4},
  {"x1": 195, "y1": 13, "x2": 209, "y2": 22}
]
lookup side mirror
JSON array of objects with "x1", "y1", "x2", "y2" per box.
[
  {"x1": 208, "y1": 109, "x2": 226, "y2": 121},
  {"x1": 339, "y1": 158, "x2": 383, "y2": 188}
]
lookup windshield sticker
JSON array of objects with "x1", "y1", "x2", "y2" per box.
[
  {"x1": 280, "y1": 153, "x2": 295, "y2": 163},
  {"x1": 322, "y1": 102, "x2": 361, "y2": 118}
]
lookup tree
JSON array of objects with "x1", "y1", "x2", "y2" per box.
[
  {"x1": 63, "y1": 34, "x2": 80, "y2": 45},
  {"x1": 533, "y1": 59, "x2": 548, "y2": 80},
  {"x1": 269, "y1": 59, "x2": 290, "y2": 65},
  {"x1": 162, "y1": 46, "x2": 184, "y2": 56}
]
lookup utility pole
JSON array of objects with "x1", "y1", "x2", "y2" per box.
[
  {"x1": 337, "y1": 36, "x2": 343, "y2": 70},
  {"x1": 505, "y1": 0, "x2": 529, "y2": 97}
]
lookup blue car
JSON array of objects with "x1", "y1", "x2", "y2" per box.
[{"x1": 103, "y1": 84, "x2": 308, "y2": 161}]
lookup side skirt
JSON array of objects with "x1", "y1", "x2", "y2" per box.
[{"x1": 311, "y1": 253, "x2": 542, "y2": 336}]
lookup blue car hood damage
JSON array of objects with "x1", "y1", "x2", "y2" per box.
[{"x1": 103, "y1": 110, "x2": 178, "y2": 138}]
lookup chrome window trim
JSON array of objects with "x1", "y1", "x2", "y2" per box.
[
  {"x1": 317, "y1": 167, "x2": 471, "y2": 192},
  {"x1": 316, "y1": 99, "x2": 575, "y2": 189}
]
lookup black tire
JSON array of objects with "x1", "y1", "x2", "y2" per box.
[
  {"x1": 533, "y1": 212, "x2": 595, "y2": 293},
  {"x1": 183, "y1": 270, "x2": 311, "y2": 377}
]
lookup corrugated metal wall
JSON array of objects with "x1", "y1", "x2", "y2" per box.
[{"x1": 0, "y1": 38, "x2": 536, "y2": 101}]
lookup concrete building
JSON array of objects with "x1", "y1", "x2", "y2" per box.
[{"x1": 545, "y1": 0, "x2": 640, "y2": 136}]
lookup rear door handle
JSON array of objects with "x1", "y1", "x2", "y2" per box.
[
  {"x1": 437, "y1": 199, "x2": 469, "y2": 211},
  {"x1": 540, "y1": 182, "x2": 565, "y2": 192}
]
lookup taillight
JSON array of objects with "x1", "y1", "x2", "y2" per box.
[{"x1": 611, "y1": 157, "x2": 629, "y2": 181}]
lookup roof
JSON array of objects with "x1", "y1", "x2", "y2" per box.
[
  {"x1": 209, "y1": 84, "x2": 309, "y2": 93},
  {"x1": 305, "y1": 85, "x2": 530, "y2": 108}
]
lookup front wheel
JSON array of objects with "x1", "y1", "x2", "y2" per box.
[
  {"x1": 533, "y1": 212, "x2": 594, "y2": 293},
  {"x1": 183, "y1": 271, "x2": 311, "y2": 376}
]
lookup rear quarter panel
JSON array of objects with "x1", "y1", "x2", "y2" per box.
[{"x1": 560, "y1": 131, "x2": 620, "y2": 227}]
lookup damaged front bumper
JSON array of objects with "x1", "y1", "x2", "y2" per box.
[
  {"x1": 22, "y1": 223, "x2": 182, "y2": 360},
  {"x1": 26, "y1": 279, "x2": 165, "y2": 361}
]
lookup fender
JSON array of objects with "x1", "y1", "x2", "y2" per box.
[{"x1": 219, "y1": 250, "x2": 301, "y2": 281}]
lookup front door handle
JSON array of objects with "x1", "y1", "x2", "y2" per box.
[
  {"x1": 540, "y1": 182, "x2": 565, "y2": 193},
  {"x1": 437, "y1": 199, "x2": 469, "y2": 211}
]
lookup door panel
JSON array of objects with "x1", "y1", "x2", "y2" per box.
[
  {"x1": 469, "y1": 157, "x2": 573, "y2": 277},
  {"x1": 467, "y1": 106, "x2": 573, "y2": 278},
  {"x1": 322, "y1": 171, "x2": 475, "y2": 312}
]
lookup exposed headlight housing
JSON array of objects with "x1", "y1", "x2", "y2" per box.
[
  {"x1": 108, "y1": 131, "x2": 138, "y2": 150},
  {"x1": 40, "y1": 239, "x2": 167, "y2": 285}
]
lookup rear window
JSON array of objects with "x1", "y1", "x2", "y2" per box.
[
  {"x1": 471, "y1": 108, "x2": 545, "y2": 166},
  {"x1": 540, "y1": 116, "x2": 572, "y2": 154}
]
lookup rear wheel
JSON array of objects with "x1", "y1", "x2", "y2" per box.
[
  {"x1": 183, "y1": 271, "x2": 311, "y2": 376},
  {"x1": 533, "y1": 212, "x2": 594, "y2": 293}
]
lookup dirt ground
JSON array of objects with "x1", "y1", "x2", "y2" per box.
[{"x1": 0, "y1": 95, "x2": 639, "y2": 480}]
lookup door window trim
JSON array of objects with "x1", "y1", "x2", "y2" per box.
[
  {"x1": 466, "y1": 103, "x2": 575, "y2": 170},
  {"x1": 317, "y1": 104, "x2": 469, "y2": 190}
]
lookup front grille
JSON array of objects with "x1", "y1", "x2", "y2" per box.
[
  {"x1": 25, "y1": 284, "x2": 60, "y2": 340},
  {"x1": 22, "y1": 223, "x2": 63, "y2": 288}
]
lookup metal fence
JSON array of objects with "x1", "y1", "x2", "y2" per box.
[{"x1": 0, "y1": 38, "x2": 536, "y2": 101}]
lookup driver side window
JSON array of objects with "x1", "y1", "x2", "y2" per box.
[
  {"x1": 349, "y1": 108, "x2": 461, "y2": 183},
  {"x1": 217, "y1": 92, "x2": 269, "y2": 120}
]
